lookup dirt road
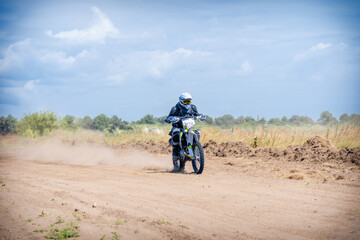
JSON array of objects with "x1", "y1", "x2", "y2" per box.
[{"x1": 1, "y1": 142, "x2": 360, "y2": 240}]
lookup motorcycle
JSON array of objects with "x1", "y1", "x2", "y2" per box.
[{"x1": 169, "y1": 115, "x2": 205, "y2": 174}]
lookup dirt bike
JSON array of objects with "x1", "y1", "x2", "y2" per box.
[{"x1": 169, "y1": 115, "x2": 205, "y2": 174}]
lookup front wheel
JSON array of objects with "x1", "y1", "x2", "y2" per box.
[{"x1": 192, "y1": 141, "x2": 205, "y2": 174}]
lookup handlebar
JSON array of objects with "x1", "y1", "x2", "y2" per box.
[{"x1": 169, "y1": 115, "x2": 205, "y2": 123}]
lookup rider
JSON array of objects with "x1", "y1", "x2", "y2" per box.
[{"x1": 165, "y1": 92, "x2": 205, "y2": 171}]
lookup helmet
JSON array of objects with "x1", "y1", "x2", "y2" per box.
[{"x1": 179, "y1": 92, "x2": 192, "y2": 110}]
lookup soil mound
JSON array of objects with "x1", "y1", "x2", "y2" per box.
[
  {"x1": 338, "y1": 147, "x2": 360, "y2": 166},
  {"x1": 130, "y1": 136, "x2": 360, "y2": 166},
  {"x1": 283, "y1": 136, "x2": 338, "y2": 163}
]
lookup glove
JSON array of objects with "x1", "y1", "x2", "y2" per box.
[
  {"x1": 168, "y1": 117, "x2": 179, "y2": 123},
  {"x1": 199, "y1": 115, "x2": 206, "y2": 121}
]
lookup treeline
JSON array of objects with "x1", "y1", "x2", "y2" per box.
[
  {"x1": 133, "y1": 111, "x2": 360, "y2": 127},
  {"x1": 0, "y1": 112, "x2": 133, "y2": 137},
  {"x1": 0, "y1": 111, "x2": 359, "y2": 136}
]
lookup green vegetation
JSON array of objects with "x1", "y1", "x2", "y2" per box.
[
  {"x1": 39, "y1": 210, "x2": 49, "y2": 217},
  {"x1": 0, "y1": 110, "x2": 359, "y2": 148},
  {"x1": 17, "y1": 112, "x2": 58, "y2": 137},
  {"x1": 56, "y1": 216, "x2": 65, "y2": 224},
  {"x1": 1, "y1": 111, "x2": 359, "y2": 138},
  {"x1": 45, "y1": 222, "x2": 80, "y2": 240},
  {"x1": 115, "y1": 219, "x2": 125, "y2": 225},
  {"x1": 0, "y1": 115, "x2": 17, "y2": 135},
  {"x1": 111, "y1": 232, "x2": 120, "y2": 240}
]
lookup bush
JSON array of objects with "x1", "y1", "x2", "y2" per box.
[
  {"x1": 17, "y1": 112, "x2": 58, "y2": 137},
  {"x1": 137, "y1": 114, "x2": 157, "y2": 124},
  {"x1": 0, "y1": 115, "x2": 17, "y2": 135},
  {"x1": 215, "y1": 114, "x2": 235, "y2": 127},
  {"x1": 78, "y1": 116, "x2": 93, "y2": 129},
  {"x1": 61, "y1": 115, "x2": 77, "y2": 130},
  {"x1": 108, "y1": 115, "x2": 132, "y2": 132},
  {"x1": 92, "y1": 114, "x2": 110, "y2": 131},
  {"x1": 318, "y1": 111, "x2": 338, "y2": 125}
]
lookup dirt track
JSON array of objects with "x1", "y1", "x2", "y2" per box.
[{"x1": 1, "y1": 140, "x2": 360, "y2": 240}]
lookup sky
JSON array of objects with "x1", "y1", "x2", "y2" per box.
[{"x1": 0, "y1": 0, "x2": 359, "y2": 121}]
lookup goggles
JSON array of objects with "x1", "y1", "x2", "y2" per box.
[{"x1": 182, "y1": 99, "x2": 191, "y2": 105}]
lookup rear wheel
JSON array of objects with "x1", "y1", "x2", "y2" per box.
[{"x1": 192, "y1": 141, "x2": 205, "y2": 174}]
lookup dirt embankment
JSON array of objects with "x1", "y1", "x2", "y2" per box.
[{"x1": 128, "y1": 136, "x2": 360, "y2": 166}]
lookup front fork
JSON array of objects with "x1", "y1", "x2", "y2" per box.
[{"x1": 179, "y1": 131, "x2": 198, "y2": 160}]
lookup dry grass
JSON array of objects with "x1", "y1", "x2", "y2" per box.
[
  {"x1": 287, "y1": 174, "x2": 305, "y2": 180},
  {"x1": 200, "y1": 124, "x2": 360, "y2": 149},
  {"x1": 3, "y1": 124, "x2": 359, "y2": 149}
]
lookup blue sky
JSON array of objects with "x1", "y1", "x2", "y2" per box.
[{"x1": 0, "y1": 0, "x2": 359, "y2": 121}]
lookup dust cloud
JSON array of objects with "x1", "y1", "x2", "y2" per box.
[{"x1": 1, "y1": 139, "x2": 172, "y2": 170}]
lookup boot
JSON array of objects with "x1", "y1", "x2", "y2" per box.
[
  {"x1": 179, "y1": 160, "x2": 185, "y2": 172},
  {"x1": 172, "y1": 146, "x2": 180, "y2": 158}
]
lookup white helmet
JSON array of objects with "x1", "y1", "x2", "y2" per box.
[{"x1": 179, "y1": 92, "x2": 192, "y2": 110}]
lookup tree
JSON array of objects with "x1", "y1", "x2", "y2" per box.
[
  {"x1": 349, "y1": 114, "x2": 360, "y2": 125},
  {"x1": 339, "y1": 113, "x2": 349, "y2": 123},
  {"x1": 289, "y1": 115, "x2": 300, "y2": 123},
  {"x1": 215, "y1": 114, "x2": 235, "y2": 126},
  {"x1": 258, "y1": 117, "x2": 266, "y2": 124},
  {"x1": 137, "y1": 114, "x2": 157, "y2": 124},
  {"x1": 0, "y1": 115, "x2": 17, "y2": 135},
  {"x1": 92, "y1": 114, "x2": 110, "y2": 131},
  {"x1": 318, "y1": 111, "x2": 337, "y2": 125},
  {"x1": 268, "y1": 118, "x2": 281, "y2": 125},
  {"x1": 17, "y1": 112, "x2": 58, "y2": 137},
  {"x1": 235, "y1": 116, "x2": 245, "y2": 124},
  {"x1": 299, "y1": 116, "x2": 314, "y2": 125},
  {"x1": 109, "y1": 115, "x2": 132, "y2": 131},
  {"x1": 61, "y1": 115, "x2": 77, "y2": 130},
  {"x1": 245, "y1": 116, "x2": 255, "y2": 123},
  {"x1": 78, "y1": 116, "x2": 93, "y2": 129}
]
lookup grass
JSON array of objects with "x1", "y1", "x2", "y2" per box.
[
  {"x1": 115, "y1": 219, "x2": 127, "y2": 225},
  {"x1": 56, "y1": 216, "x2": 65, "y2": 224},
  {"x1": 45, "y1": 221, "x2": 80, "y2": 240},
  {"x1": 111, "y1": 232, "x2": 120, "y2": 240},
  {"x1": 156, "y1": 218, "x2": 169, "y2": 225},
  {"x1": 72, "y1": 213, "x2": 81, "y2": 221},
  {"x1": 199, "y1": 124, "x2": 360, "y2": 148},
  {"x1": 287, "y1": 174, "x2": 305, "y2": 180},
  {"x1": 39, "y1": 210, "x2": 49, "y2": 217},
  {"x1": 2, "y1": 124, "x2": 359, "y2": 149}
]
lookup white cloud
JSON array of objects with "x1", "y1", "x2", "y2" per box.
[
  {"x1": 294, "y1": 42, "x2": 332, "y2": 61},
  {"x1": 148, "y1": 47, "x2": 210, "y2": 78},
  {"x1": 234, "y1": 60, "x2": 253, "y2": 75},
  {"x1": 24, "y1": 80, "x2": 40, "y2": 90},
  {"x1": 39, "y1": 49, "x2": 89, "y2": 66},
  {"x1": 46, "y1": 7, "x2": 119, "y2": 43},
  {"x1": 1, "y1": 38, "x2": 90, "y2": 73},
  {"x1": 0, "y1": 39, "x2": 31, "y2": 72},
  {"x1": 240, "y1": 60, "x2": 253, "y2": 73},
  {"x1": 106, "y1": 73, "x2": 129, "y2": 85},
  {"x1": 40, "y1": 52, "x2": 75, "y2": 65},
  {"x1": 309, "y1": 43, "x2": 332, "y2": 51}
]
